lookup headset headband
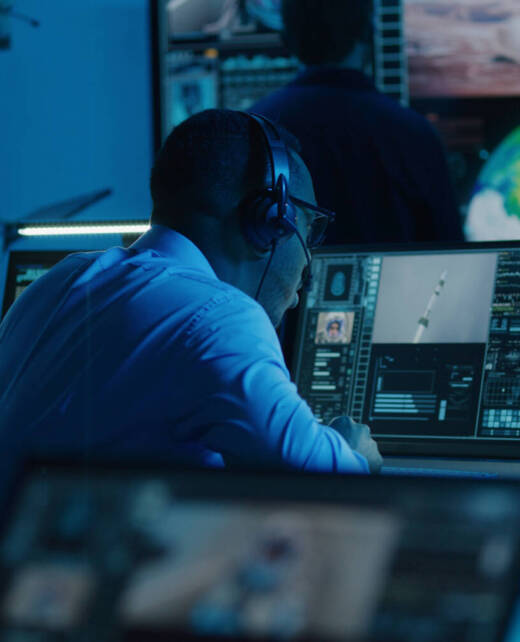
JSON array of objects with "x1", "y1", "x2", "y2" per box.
[
  {"x1": 247, "y1": 112, "x2": 291, "y2": 189},
  {"x1": 241, "y1": 111, "x2": 314, "y2": 298}
]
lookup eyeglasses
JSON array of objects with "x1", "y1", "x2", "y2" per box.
[{"x1": 290, "y1": 196, "x2": 336, "y2": 249}]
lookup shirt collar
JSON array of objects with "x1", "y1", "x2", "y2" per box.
[
  {"x1": 290, "y1": 66, "x2": 375, "y2": 92},
  {"x1": 130, "y1": 224, "x2": 217, "y2": 278}
]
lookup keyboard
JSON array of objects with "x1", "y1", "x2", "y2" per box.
[{"x1": 381, "y1": 466, "x2": 498, "y2": 479}]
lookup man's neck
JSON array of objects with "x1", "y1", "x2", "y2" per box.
[{"x1": 185, "y1": 221, "x2": 262, "y2": 302}]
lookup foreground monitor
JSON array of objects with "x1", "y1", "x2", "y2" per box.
[
  {"x1": 292, "y1": 241, "x2": 520, "y2": 460},
  {"x1": 1, "y1": 463, "x2": 520, "y2": 641}
]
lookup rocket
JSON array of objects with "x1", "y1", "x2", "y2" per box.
[{"x1": 413, "y1": 269, "x2": 448, "y2": 344}]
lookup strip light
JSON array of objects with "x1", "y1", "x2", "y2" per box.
[{"x1": 18, "y1": 223, "x2": 150, "y2": 237}]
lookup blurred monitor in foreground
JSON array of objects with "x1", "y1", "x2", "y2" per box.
[{"x1": 1, "y1": 463, "x2": 520, "y2": 641}]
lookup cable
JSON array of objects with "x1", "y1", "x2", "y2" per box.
[{"x1": 254, "y1": 240, "x2": 278, "y2": 301}]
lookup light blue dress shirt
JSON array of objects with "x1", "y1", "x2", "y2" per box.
[{"x1": 0, "y1": 226, "x2": 368, "y2": 475}]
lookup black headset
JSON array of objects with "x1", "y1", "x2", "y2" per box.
[
  {"x1": 240, "y1": 112, "x2": 300, "y2": 252},
  {"x1": 240, "y1": 112, "x2": 313, "y2": 299}
]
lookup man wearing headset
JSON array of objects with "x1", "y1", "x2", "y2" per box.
[{"x1": 0, "y1": 109, "x2": 383, "y2": 481}]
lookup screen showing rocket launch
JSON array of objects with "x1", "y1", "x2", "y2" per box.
[{"x1": 292, "y1": 245, "x2": 520, "y2": 457}]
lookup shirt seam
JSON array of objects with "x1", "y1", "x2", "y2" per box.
[{"x1": 183, "y1": 292, "x2": 244, "y2": 339}]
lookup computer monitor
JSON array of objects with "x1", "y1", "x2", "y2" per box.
[
  {"x1": 292, "y1": 241, "x2": 520, "y2": 461},
  {"x1": 1, "y1": 461, "x2": 520, "y2": 642},
  {"x1": 1, "y1": 251, "x2": 77, "y2": 319},
  {"x1": 405, "y1": 0, "x2": 520, "y2": 100}
]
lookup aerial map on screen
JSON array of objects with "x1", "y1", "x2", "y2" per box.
[{"x1": 405, "y1": 0, "x2": 520, "y2": 98}]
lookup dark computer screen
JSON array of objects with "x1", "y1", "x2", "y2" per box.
[
  {"x1": 1, "y1": 463, "x2": 520, "y2": 642},
  {"x1": 293, "y1": 242, "x2": 520, "y2": 458},
  {"x1": 1, "y1": 251, "x2": 76, "y2": 319}
]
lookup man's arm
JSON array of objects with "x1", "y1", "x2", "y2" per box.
[{"x1": 180, "y1": 297, "x2": 379, "y2": 473}]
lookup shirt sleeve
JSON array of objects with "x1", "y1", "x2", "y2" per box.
[{"x1": 179, "y1": 293, "x2": 369, "y2": 474}]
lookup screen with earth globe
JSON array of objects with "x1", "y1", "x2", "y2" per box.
[{"x1": 465, "y1": 127, "x2": 520, "y2": 240}]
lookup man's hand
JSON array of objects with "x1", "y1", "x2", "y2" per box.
[{"x1": 329, "y1": 416, "x2": 383, "y2": 474}]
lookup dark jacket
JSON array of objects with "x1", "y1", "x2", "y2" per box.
[{"x1": 251, "y1": 67, "x2": 464, "y2": 244}]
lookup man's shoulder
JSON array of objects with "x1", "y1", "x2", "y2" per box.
[
  {"x1": 61, "y1": 246, "x2": 270, "y2": 332},
  {"x1": 182, "y1": 280, "x2": 273, "y2": 341},
  {"x1": 371, "y1": 93, "x2": 437, "y2": 135},
  {"x1": 252, "y1": 74, "x2": 438, "y2": 141}
]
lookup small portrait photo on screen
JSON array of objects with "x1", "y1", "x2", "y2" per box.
[{"x1": 315, "y1": 312, "x2": 355, "y2": 345}]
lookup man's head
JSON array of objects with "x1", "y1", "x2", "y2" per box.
[
  {"x1": 281, "y1": 0, "x2": 373, "y2": 66},
  {"x1": 150, "y1": 109, "x2": 318, "y2": 327}
]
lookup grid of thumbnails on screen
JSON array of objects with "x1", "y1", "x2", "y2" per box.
[{"x1": 292, "y1": 244, "x2": 520, "y2": 453}]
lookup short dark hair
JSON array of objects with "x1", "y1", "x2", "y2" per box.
[
  {"x1": 282, "y1": 0, "x2": 373, "y2": 66},
  {"x1": 150, "y1": 109, "x2": 301, "y2": 227}
]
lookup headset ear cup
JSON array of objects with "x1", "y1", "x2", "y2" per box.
[
  {"x1": 242, "y1": 181, "x2": 297, "y2": 252},
  {"x1": 241, "y1": 193, "x2": 275, "y2": 252},
  {"x1": 242, "y1": 192, "x2": 296, "y2": 252}
]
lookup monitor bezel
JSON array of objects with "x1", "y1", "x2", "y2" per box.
[{"x1": 294, "y1": 240, "x2": 520, "y2": 459}]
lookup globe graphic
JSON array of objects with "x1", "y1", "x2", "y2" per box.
[{"x1": 466, "y1": 126, "x2": 520, "y2": 240}]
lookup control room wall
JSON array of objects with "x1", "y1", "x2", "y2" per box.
[{"x1": 0, "y1": 0, "x2": 153, "y2": 302}]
